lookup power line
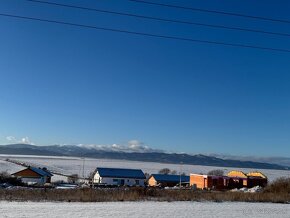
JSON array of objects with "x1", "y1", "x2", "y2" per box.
[
  {"x1": 0, "y1": 12, "x2": 290, "y2": 53},
  {"x1": 130, "y1": 0, "x2": 290, "y2": 24},
  {"x1": 25, "y1": 0, "x2": 290, "y2": 38}
]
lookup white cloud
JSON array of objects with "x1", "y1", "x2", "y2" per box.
[
  {"x1": 6, "y1": 136, "x2": 17, "y2": 142},
  {"x1": 21, "y1": 137, "x2": 31, "y2": 144},
  {"x1": 76, "y1": 140, "x2": 162, "y2": 153},
  {"x1": 5, "y1": 136, "x2": 34, "y2": 145}
]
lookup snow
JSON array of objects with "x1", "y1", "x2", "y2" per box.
[
  {"x1": 1, "y1": 154, "x2": 290, "y2": 182},
  {"x1": 0, "y1": 159, "x2": 25, "y2": 174},
  {"x1": 0, "y1": 201, "x2": 289, "y2": 218},
  {"x1": 230, "y1": 186, "x2": 263, "y2": 193}
]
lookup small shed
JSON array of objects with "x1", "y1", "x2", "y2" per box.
[
  {"x1": 12, "y1": 166, "x2": 53, "y2": 185},
  {"x1": 93, "y1": 167, "x2": 146, "y2": 186},
  {"x1": 148, "y1": 174, "x2": 189, "y2": 187}
]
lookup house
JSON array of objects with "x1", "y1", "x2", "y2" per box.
[
  {"x1": 12, "y1": 166, "x2": 53, "y2": 186},
  {"x1": 227, "y1": 171, "x2": 268, "y2": 188},
  {"x1": 190, "y1": 173, "x2": 229, "y2": 190},
  {"x1": 148, "y1": 174, "x2": 190, "y2": 187},
  {"x1": 93, "y1": 167, "x2": 146, "y2": 186}
]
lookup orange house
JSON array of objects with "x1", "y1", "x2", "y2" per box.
[{"x1": 148, "y1": 174, "x2": 190, "y2": 187}]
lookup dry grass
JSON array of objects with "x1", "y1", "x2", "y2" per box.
[
  {"x1": 1, "y1": 177, "x2": 289, "y2": 203},
  {"x1": 264, "y1": 177, "x2": 290, "y2": 194},
  {"x1": 0, "y1": 187, "x2": 289, "y2": 203}
]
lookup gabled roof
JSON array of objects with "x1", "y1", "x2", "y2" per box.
[
  {"x1": 227, "y1": 171, "x2": 248, "y2": 178},
  {"x1": 31, "y1": 167, "x2": 53, "y2": 177},
  {"x1": 96, "y1": 167, "x2": 145, "y2": 179},
  {"x1": 151, "y1": 174, "x2": 190, "y2": 183},
  {"x1": 12, "y1": 167, "x2": 53, "y2": 177},
  {"x1": 247, "y1": 172, "x2": 267, "y2": 179}
]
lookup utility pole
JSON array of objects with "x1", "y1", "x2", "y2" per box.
[
  {"x1": 82, "y1": 157, "x2": 85, "y2": 183},
  {"x1": 179, "y1": 162, "x2": 183, "y2": 189}
]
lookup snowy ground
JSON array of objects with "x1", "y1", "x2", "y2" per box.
[
  {"x1": 0, "y1": 201, "x2": 289, "y2": 218},
  {"x1": 0, "y1": 159, "x2": 25, "y2": 174},
  {"x1": 1, "y1": 154, "x2": 290, "y2": 182}
]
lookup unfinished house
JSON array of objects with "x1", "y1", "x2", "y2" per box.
[
  {"x1": 190, "y1": 173, "x2": 229, "y2": 190},
  {"x1": 227, "y1": 171, "x2": 268, "y2": 188}
]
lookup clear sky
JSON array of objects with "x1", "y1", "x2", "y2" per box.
[{"x1": 0, "y1": 0, "x2": 290, "y2": 156}]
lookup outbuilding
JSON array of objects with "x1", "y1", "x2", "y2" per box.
[
  {"x1": 93, "y1": 167, "x2": 146, "y2": 186},
  {"x1": 12, "y1": 166, "x2": 53, "y2": 185}
]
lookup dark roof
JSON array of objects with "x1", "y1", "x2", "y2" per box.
[
  {"x1": 30, "y1": 167, "x2": 53, "y2": 177},
  {"x1": 96, "y1": 167, "x2": 145, "y2": 179},
  {"x1": 12, "y1": 167, "x2": 53, "y2": 177},
  {"x1": 151, "y1": 174, "x2": 190, "y2": 183}
]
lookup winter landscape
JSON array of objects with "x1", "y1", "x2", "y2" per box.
[
  {"x1": 1, "y1": 154, "x2": 290, "y2": 217},
  {"x1": 1, "y1": 154, "x2": 290, "y2": 182},
  {"x1": 2, "y1": 0, "x2": 290, "y2": 217}
]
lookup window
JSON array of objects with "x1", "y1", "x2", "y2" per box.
[{"x1": 135, "y1": 180, "x2": 139, "y2": 185}]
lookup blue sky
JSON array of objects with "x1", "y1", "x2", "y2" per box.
[{"x1": 0, "y1": 0, "x2": 290, "y2": 156}]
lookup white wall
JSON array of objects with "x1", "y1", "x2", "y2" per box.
[{"x1": 21, "y1": 177, "x2": 44, "y2": 185}]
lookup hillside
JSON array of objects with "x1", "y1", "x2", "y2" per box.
[{"x1": 0, "y1": 144, "x2": 288, "y2": 170}]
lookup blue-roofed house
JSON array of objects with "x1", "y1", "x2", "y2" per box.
[
  {"x1": 12, "y1": 166, "x2": 53, "y2": 185},
  {"x1": 93, "y1": 167, "x2": 146, "y2": 186},
  {"x1": 148, "y1": 174, "x2": 190, "y2": 187}
]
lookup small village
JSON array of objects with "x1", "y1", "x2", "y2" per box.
[{"x1": 1, "y1": 162, "x2": 268, "y2": 193}]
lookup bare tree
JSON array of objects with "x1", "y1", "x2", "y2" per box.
[
  {"x1": 144, "y1": 172, "x2": 150, "y2": 179},
  {"x1": 68, "y1": 174, "x2": 79, "y2": 184},
  {"x1": 171, "y1": 170, "x2": 177, "y2": 175},
  {"x1": 207, "y1": 169, "x2": 224, "y2": 176},
  {"x1": 88, "y1": 171, "x2": 95, "y2": 180},
  {"x1": 159, "y1": 168, "x2": 171, "y2": 175}
]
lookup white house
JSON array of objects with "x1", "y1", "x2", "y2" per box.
[{"x1": 93, "y1": 167, "x2": 146, "y2": 186}]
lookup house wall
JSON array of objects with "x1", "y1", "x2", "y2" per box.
[
  {"x1": 190, "y1": 174, "x2": 229, "y2": 190},
  {"x1": 21, "y1": 176, "x2": 46, "y2": 185},
  {"x1": 93, "y1": 172, "x2": 145, "y2": 186},
  {"x1": 209, "y1": 177, "x2": 229, "y2": 190},
  {"x1": 93, "y1": 172, "x2": 101, "y2": 183},
  {"x1": 190, "y1": 174, "x2": 208, "y2": 189},
  {"x1": 148, "y1": 177, "x2": 157, "y2": 186},
  {"x1": 247, "y1": 178, "x2": 268, "y2": 188}
]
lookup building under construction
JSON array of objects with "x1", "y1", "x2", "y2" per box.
[{"x1": 190, "y1": 170, "x2": 268, "y2": 190}]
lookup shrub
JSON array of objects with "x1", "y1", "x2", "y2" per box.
[
  {"x1": 0, "y1": 171, "x2": 23, "y2": 186},
  {"x1": 67, "y1": 174, "x2": 79, "y2": 184},
  {"x1": 264, "y1": 177, "x2": 290, "y2": 194},
  {"x1": 158, "y1": 168, "x2": 171, "y2": 175}
]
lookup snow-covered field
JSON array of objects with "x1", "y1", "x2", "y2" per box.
[
  {"x1": 0, "y1": 201, "x2": 289, "y2": 218},
  {"x1": 1, "y1": 154, "x2": 290, "y2": 182},
  {"x1": 0, "y1": 159, "x2": 25, "y2": 174}
]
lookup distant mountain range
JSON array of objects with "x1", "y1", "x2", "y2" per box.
[{"x1": 0, "y1": 144, "x2": 289, "y2": 170}]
